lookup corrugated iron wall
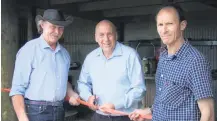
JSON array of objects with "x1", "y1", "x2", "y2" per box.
[
  {"x1": 125, "y1": 17, "x2": 217, "y2": 41},
  {"x1": 64, "y1": 17, "x2": 96, "y2": 44},
  {"x1": 124, "y1": 21, "x2": 158, "y2": 41},
  {"x1": 185, "y1": 20, "x2": 217, "y2": 40},
  {"x1": 64, "y1": 44, "x2": 98, "y2": 63},
  {"x1": 194, "y1": 46, "x2": 217, "y2": 69},
  {"x1": 62, "y1": 17, "x2": 97, "y2": 62}
]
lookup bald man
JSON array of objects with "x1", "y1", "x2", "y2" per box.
[
  {"x1": 129, "y1": 4, "x2": 214, "y2": 121},
  {"x1": 78, "y1": 20, "x2": 146, "y2": 121}
]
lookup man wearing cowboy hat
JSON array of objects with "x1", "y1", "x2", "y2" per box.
[{"x1": 10, "y1": 9, "x2": 80, "y2": 121}]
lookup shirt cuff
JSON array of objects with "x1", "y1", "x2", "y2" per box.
[{"x1": 9, "y1": 86, "x2": 25, "y2": 97}]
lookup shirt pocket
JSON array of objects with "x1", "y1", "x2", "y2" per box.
[{"x1": 160, "y1": 80, "x2": 186, "y2": 110}]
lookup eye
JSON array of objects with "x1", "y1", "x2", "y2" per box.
[
  {"x1": 158, "y1": 23, "x2": 163, "y2": 26},
  {"x1": 99, "y1": 33, "x2": 104, "y2": 37},
  {"x1": 50, "y1": 25, "x2": 56, "y2": 29},
  {"x1": 58, "y1": 27, "x2": 64, "y2": 31},
  {"x1": 107, "y1": 33, "x2": 113, "y2": 37}
]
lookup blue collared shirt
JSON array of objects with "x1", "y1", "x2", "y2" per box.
[
  {"x1": 9, "y1": 35, "x2": 70, "y2": 102},
  {"x1": 78, "y1": 42, "x2": 146, "y2": 115},
  {"x1": 153, "y1": 41, "x2": 213, "y2": 121}
]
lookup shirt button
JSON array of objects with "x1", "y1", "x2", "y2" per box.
[
  {"x1": 159, "y1": 88, "x2": 162, "y2": 91},
  {"x1": 161, "y1": 74, "x2": 163, "y2": 77}
]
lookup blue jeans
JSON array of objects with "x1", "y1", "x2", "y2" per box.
[{"x1": 25, "y1": 101, "x2": 65, "y2": 121}]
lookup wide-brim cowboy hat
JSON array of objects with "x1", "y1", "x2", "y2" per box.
[{"x1": 35, "y1": 9, "x2": 73, "y2": 27}]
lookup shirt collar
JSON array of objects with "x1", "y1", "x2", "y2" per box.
[
  {"x1": 39, "y1": 35, "x2": 62, "y2": 52},
  {"x1": 161, "y1": 39, "x2": 189, "y2": 60},
  {"x1": 96, "y1": 41, "x2": 123, "y2": 58}
]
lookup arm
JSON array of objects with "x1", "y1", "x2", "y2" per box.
[
  {"x1": 190, "y1": 57, "x2": 214, "y2": 121},
  {"x1": 77, "y1": 57, "x2": 93, "y2": 101},
  {"x1": 9, "y1": 46, "x2": 33, "y2": 121},
  {"x1": 67, "y1": 82, "x2": 80, "y2": 106},
  {"x1": 77, "y1": 58, "x2": 98, "y2": 110},
  {"x1": 11, "y1": 95, "x2": 29, "y2": 121},
  {"x1": 198, "y1": 98, "x2": 215, "y2": 121},
  {"x1": 120, "y1": 51, "x2": 146, "y2": 109},
  {"x1": 67, "y1": 82, "x2": 78, "y2": 98}
]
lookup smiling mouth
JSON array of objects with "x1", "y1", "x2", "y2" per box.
[
  {"x1": 103, "y1": 44, "x2": 111, "y2": 47},
  {"x1": 161, "y1": 36, "x2": 169, "y2": 39},
  {"x1": 52, "y1": 36, "x2": 59, "y2": 39}
]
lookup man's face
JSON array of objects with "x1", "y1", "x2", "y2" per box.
[
  {"x1": 95, "y1": 21, "x2": 117, "y2": 54},
  {"x1": 156, "y1": 8, "x2": 186, "y2": 46},
  {"x1": 41, "y1": 21, "x2": 64, "y2": 45}
]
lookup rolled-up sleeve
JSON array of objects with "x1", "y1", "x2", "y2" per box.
[
  {"x1": 9, "y1": 46, "x2": 33, "y2": 97},
  {"x1": 124, "y1": 51, "x2": 146, "y2": 108},
  {"x1": 77, "y1": 58, "x2": 93, "y2": 101}
]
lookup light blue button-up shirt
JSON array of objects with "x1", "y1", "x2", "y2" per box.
[
  {"x1": 78, "y1": 42, "x2": 146, "y2": 115},
  {"x1": 9, "y1": 35, "x2": 70, "y2": 102}
]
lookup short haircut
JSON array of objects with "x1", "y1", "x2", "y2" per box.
[{"x1": 155, "y1": 4, "x2": 186, "y2": 22}]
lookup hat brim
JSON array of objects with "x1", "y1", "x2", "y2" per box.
[{"x1": 35, "y1": 15, "x2": 73, "y2": 27}]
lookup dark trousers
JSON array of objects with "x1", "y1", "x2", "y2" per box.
[
  {"x1": 25, "y1": 100, "x2": 64, "y2": 121},
  {"x1": 91, "y1": 112, "x2": 131, "y2": 121}
]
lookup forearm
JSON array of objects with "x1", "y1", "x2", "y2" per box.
[
  {"x1": 198, "y1": 98, "x2": 215, "y2": 121},
  {"x1": 125, "y1": 87, "x2": 145, "y2": 108},
  {"x1": 200, "y1": 110, "x2": 214, "y2": 121},
  {"x1": 77, "y1": 81, "x2": 92, "y2": 101},
  {"x1": 11, "y1": 95, "x2": 28, "y2": 120},
  {"x1": 67, "y1": 82, "x2": 78, "y2": 98}
]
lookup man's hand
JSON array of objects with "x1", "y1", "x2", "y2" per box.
[
  {"x1": 129, "y1": 108, "x2": 152, "y2": 121},
  {"x1": 68, "y1": 94, "x2": 80, "y2": 106},
  {"x1": 87, "y1": 95, "x2": 98, "y2": 111},
  {"x1": 99, "y1": 103, "x2": 115, "y2": 114}
]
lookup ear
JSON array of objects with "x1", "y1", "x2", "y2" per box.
[
  {"x1": 180, "y1": 20, "x2": 187, "y2": 31},
  {"x1": 115, "y1": 32, "x2": 118, "y2": 41},
  {"x1": 95, "y1": 33, "x2": 98, "y2": 43},
  {"x1": 40, "y1": 22, "x2": 44, "y2": 29}
]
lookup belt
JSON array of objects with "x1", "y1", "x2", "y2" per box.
[{"x1": 25, "y1": 99, "x2": 63, "y2": 106}]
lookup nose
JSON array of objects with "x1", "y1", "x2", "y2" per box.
[
  {"x1": 162, "y1": 25, "x2": 168, "y2": 34},
  {"x1": 104, "y1": 35, "x2": 109, "y2": 42}
]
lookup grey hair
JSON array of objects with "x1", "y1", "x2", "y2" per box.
[{"x1": 36, "y1": 20, "x2": 43, "y2": 34}]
